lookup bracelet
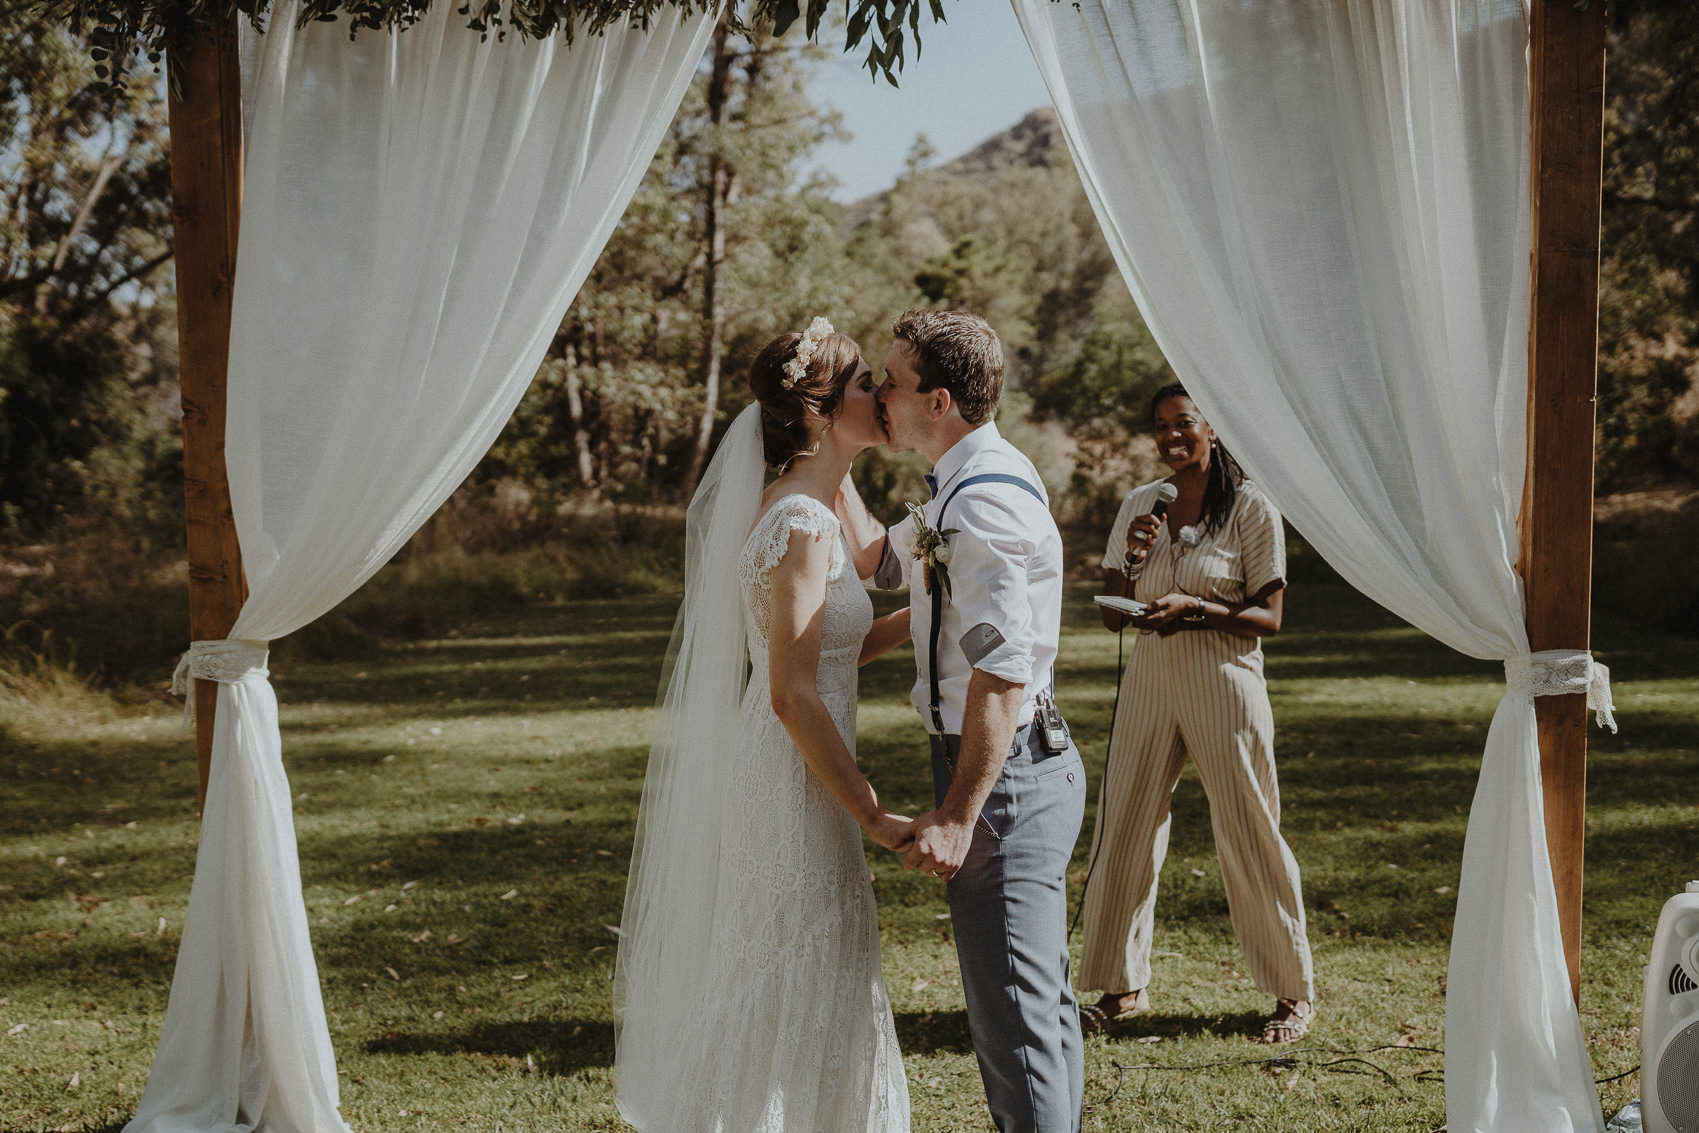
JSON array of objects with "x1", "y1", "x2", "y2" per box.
[{"x1": 1184, "y1": 597, "x2": 1208, "y2": 623}]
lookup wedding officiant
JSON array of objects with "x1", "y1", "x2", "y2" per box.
[{"x1": 1077, "y1": 382, "x2": 1317, "y2": 1044}]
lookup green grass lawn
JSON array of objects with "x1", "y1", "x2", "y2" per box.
[{"x1": 3, "y1": 572, "x2": 1695, "y2": 1132}]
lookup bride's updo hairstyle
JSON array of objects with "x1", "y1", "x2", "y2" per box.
[{"x1": 747, "y1": 317, "x2": 863, "y2": 471}]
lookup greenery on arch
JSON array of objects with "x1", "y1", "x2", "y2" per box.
[{"x1": 24, "y1": 0, "x2": 951, "y2": 86}]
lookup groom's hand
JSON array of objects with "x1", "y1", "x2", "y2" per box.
[{"x1": 904, "y1": 810, "x2": 974, "y2": 880}]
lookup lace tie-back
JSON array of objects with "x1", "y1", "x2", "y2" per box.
[
  {"x1": 170, "y1": 638, "x2": 271, "y2": 726},
  {"x1": 1503, "y1": 650, "x2": 1617, "y2": 733}
]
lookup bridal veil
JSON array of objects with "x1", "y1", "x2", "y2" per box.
[{"x1": 613, "y1": 404, "x2": 764, "y2": 1125}]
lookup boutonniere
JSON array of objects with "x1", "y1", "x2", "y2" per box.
[
  {"x1": 905, "y1": 501, "x2": 959, "y2": 596},
  {"x1": 1177, "y1": 525, "x2": 1201, "y2": 548}
]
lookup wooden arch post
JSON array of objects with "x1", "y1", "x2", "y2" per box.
[
  {"x1": 167, "y1": 17, "x2": 247, "y2": 810},
  {"x1": 1523, "y1": 0, "x2": 1607, "y2": 1001}
]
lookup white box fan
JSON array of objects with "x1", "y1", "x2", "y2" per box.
[{"x1": 1643, "y1": 881, "x2": 1699, "y2": 1133}]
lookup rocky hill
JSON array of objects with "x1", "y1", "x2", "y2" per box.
[{"x1": 841, "y1": 105, "x2": 1063, "y2": 231}]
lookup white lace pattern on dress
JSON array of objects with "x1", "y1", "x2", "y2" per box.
[{"x1": 643, "y1": 493, "x2": 909, "y2": 1133}]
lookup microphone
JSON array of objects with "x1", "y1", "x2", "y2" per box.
[
  {"x1": 1150, "y1": 481, "x2": 1179, "y2": 520},
  {"x1": 1128, "y1": 482, "x2": 1178, "y2": 564}
]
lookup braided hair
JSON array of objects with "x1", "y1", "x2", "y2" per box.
[{"x1": 1150, "y1": 380, "x2": 1243, "y2": 536}]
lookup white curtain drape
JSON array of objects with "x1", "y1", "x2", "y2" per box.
[
  {"x1": 1012, "y1": 2, "x2": 1603, "y2": 1130},
  {"x1": 130, "y1": 5, "x2": 713, "y2": 1130}
]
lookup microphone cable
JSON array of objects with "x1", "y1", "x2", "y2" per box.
[{"x1": 1070, "y1": 614, "x2": 1128, "y2": 938}]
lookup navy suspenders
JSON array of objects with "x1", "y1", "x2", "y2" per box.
[{"x1": 927, "y1": 473, "x2": 1047, "y2": 734}]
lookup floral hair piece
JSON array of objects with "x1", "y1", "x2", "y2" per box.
[{"x1": 781, "y1": 316, "x2": 835, "y2": 389}]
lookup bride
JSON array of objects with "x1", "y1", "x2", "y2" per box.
[{"x1": 614, "y1": 318, "x2": 914, "y2": 1132}]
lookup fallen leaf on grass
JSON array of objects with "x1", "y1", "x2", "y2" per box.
[
  {"x1": 7, "y1": 1023, "x2": 27, "y2": 1036},
  {"x1": 402, "y1": 880, "x2": 419, "y2": 891},
  {"x1": 1433, "y1": 886, "x2": 1452, "y2": 894},
  {"x1": 432, "y1": 1011, "x2": 444, "y2": 1020},
  {"x1": 1391, "y1": 1033, "x2": 1417, "y2": 1047},
  {"x1": 499, "y1": 889, "x2": 518, "y2": 900},
  {"x1": 68, "y1": 1071, "x2": 80, "y2": 1089},
  {"x1": 385, "y1": 968, "x2": 401, "y2": 981},
  {"x1": 446, "y1": 933, "x2": 464, "y2": 945},
  {"x1": 156, "y1": 916, "x2": 167, "y2": 936},
  {"x1": 604, "y1": 925, "x2": 623, "y2": 937},
  {"x1": 1136, "y1": 1035, "x2": 1161, "y2": 1044},
  {"x1": 511, "y1": 973, "x2": 530, "y2": 981},
  {"x1": 411, "y1": 930, "x2": 432, "y2": 943}
]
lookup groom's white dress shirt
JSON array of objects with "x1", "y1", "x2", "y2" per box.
[{"x1": 888, "y1": 422, "x2": 1063, "y2": 736}]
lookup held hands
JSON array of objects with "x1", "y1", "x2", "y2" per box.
[
  {"x1": 863, "y1": 810, "x2": 915, "y2": 853},
  {"x1": 857, "y1": 780, "x2": 914, "y2": 852},
  {"x1": 902, "y1": 809, "x2": 975, "y2": 881}
]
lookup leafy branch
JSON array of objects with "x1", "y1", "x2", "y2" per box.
[{"x1": 23, "y1": 0, "x2": 952, "y2": 88}]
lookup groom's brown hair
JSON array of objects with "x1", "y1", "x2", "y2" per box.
[{"x1": 890, "y1": 309, "x2": 1003, "y2": 426}]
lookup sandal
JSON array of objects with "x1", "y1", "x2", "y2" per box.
[
  {"x1": 1256, "y1": 998, "x2": 1315, "y2": 1044},
  {"x1": 1079, "y1": 989, "x2": 1149, "y2": 1034}
]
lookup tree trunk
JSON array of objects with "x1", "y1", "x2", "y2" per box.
[
  {"x1": 563, "y1": 341, "x2": 596, "y2": 491},
  {"x1": 37, "y1": 151, "x2": 127, "y2": 312},
  {"x1": 1523, "y1": 0, "x2": 1607, "y2": 1002},
  {"x1": 684, "y1": 18, "x2": 736, "y2": 491},
  {"x1": 167, "y1": 18, "x2": 246, "y2": 811}
]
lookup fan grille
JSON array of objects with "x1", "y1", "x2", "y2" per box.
[{"x1": 1671, "y1": 964, "x2": 1699, "y2": 996}]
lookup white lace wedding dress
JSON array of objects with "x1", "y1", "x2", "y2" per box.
[{"x1": 632, "y1": 493, "x2": 910, "y2": 1132}]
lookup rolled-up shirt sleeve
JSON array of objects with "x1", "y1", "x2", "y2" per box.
[
  {"x1": 946, "y1": 492, "x2": 1037, "y2": 686},
  {"x1": 873, "y1": 513, "x2": 916, "y2": 591}
]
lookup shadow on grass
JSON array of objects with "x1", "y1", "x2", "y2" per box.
[
  {"x1": 893, "y1": 1009, "x2": 975, "y2": 1055},
  {"x1": 2, "y1": 730, "x2": 198, "y2": 835},
  {"x1": 275, "y1": 613, "x2": 676, "y2": 718},
  {"x1": 1091, "y1": 1008, "x2": 1268, "y2": 1045},
  {"x1": 364, "y1": 1018, "x2": 615, "y2": 1077}
]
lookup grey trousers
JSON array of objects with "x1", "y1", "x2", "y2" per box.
[{"x1": 931, "y1": 725, "x2": 1087, "y2": 1133}]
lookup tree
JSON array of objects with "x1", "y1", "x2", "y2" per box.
[
  {"x1": 1595, "y1": 0, "x2": 1699, "y2": 489},
  {"x1": 482, "y1": 16, "x2": 869, "y2": 500},
  {"x1": 0, "y1": 13, "x2": 177, "y2": 535}
]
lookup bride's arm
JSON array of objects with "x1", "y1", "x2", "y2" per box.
[
  {"x1": 835, "y1": 470, "x2": 891, "y2": 581},
  {"x1": 769, "y1": 529, "x2": 912, "y2": 851}
]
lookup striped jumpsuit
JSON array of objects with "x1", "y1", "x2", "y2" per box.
[{"x1": 1077, "y1": 479, "x2": 1315, "y2": 1001}]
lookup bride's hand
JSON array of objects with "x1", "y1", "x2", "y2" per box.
[{"x1": 865, "y1": 811, "x2": 915, "y2": 853}]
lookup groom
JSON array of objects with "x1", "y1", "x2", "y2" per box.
[{"x1": 871, "y1": 309, "x2": 1087, "y2": 1133}]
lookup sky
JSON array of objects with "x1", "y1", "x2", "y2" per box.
[{"x1": 804, "y1": 3, "x2": 1054, "y2": 203}]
